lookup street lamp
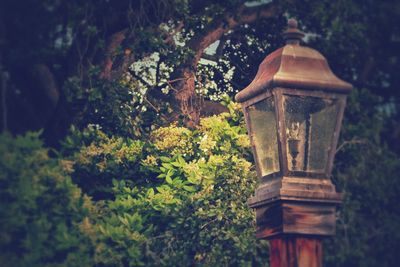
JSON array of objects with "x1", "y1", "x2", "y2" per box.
[{"x1": 235, "y1": 19, "x2": 352, "y2": 266}]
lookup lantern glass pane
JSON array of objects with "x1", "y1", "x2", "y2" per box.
[
  {"x1": 284, "y1": 95, "x2": 340, "y2": 173},
  {"x1": 247, "y1": 98, "x2": 280, "y2": 177}
]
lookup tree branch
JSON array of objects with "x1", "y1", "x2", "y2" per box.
[
  {"x1": 31, "y1": 64, "x2": 60, "y2": 108},
  {"x1": 1, "y1": 70, "x2": 8, "y2": 131},
  {"x1": 336, "y1": 137, "x2": 369, "y2": 153},
  {"x1": 127, "y1": 68, "x2": 153, "y2": 88},
  {"x1": 189, "y1": 2, "x2": 279, "y2": 66},
  {"x1": 169, "y1": 1, "x2": 279, "y2": 125},
  {"x1": 100, "y1": 29, "x2": 128, "y2": 79}
]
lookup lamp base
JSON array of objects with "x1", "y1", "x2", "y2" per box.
[{"x1": 248, "y1": 176, "x2": 342, "y2": 239}]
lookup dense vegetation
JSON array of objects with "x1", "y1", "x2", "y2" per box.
[
  {"x1": 0, "y1": 0, "x2": 399, "y2": 266},
  {"x1": 1, "y1": 103, "x2": 270, "y2": 266}
]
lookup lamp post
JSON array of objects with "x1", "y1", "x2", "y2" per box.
[{"x1": 235, "y1": 19, "x2": 352, "y2": 267}]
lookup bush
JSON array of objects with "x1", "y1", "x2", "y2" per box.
[
  {"x1": 63, "y1": 101, "x2": 268, "y2": 266},
  {"x1": 0, "y1": 132, "x2": 94, "y2": 267}
]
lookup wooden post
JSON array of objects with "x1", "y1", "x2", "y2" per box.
[{"x1": 269, "y1": 236, "x2": 322, "y2": 267}]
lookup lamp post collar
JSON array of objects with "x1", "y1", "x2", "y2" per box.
[{"x1": 283, "y1": 18, "x2": 305, "y2": 45}]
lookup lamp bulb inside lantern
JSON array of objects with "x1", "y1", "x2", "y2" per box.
[
  {"x1": 287, "y1": 122, "x2": 300, "y2": 139},
  {"x1": 287, "y1": 122, "x2": 301, "y2": 170}
]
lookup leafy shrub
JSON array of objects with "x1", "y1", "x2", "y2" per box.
[
  {"x1": 63, "y1": 101, "x2": 268, "y2": 266},
  {"x1": 66, "y1": 133, "x2": 145, "y2": 200},
  {"x1": 0, "y1": 132, "x2": 94, "y2": 267}
]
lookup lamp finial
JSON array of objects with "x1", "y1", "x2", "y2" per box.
[{"x1": 283, "y1": 18, "x2": 305, "y2": 45}]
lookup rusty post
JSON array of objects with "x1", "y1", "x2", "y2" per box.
[{"x1": 269, "y1": 236, "x2": 322, "y2": 267}]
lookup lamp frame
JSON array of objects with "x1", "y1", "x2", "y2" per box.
[
  {"x1": 241, "y1": 87, "x2": 347, "y2": 182},
  {"x1": 235, "y1": 19, "x2": 353, "y2": 239}
]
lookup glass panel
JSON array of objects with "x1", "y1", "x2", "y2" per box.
[
  {"x1": 284, "y1": 95, "x2": 340, "y2": 173},
  {"x1": 247, "y1": 98, "x2": 279, "y2": 177}
]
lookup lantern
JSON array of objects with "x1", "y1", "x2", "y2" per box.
[{"x1": 235, "y1": 19, "x2": 352, "y2": 239}]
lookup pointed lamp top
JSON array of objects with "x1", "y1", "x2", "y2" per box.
[{"x1": 283, "y1": 18, "x2": 305, "y2": 45}]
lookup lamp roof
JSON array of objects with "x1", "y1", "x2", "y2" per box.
[{"x1": 235, "y1": 19, "x2": 352, "y2": 103}]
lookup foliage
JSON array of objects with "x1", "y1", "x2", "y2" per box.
[
  {"x1": 0, "y1": 132, "x2": 94, "y2": 267},
  {"x1": 324, "y1": 89, "x2": 400, "y2": 267},
  {"x1": 63, "y1": 74, "x2": 146, "y2": 138},
  {"x1": 0, "y1": 104, "x2": 269, "y2": 266},
  {"x1": 61, "y1": 101, "x2": 267, "y2": 266},
  {"x1": 61, "y1": 124, "x2": 146, "y2": 200},
  {"x1": 71, "y1": 103, "x2": 267, "y2": 266}
]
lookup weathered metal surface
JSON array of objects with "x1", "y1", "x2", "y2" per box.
[
  {"x1": 235, "y1": 21, "x2": 352, "y2": 103},
  {"x1": 249, "y1": 175, "x2": 341, "y2": 238},
  {"x1": 249, "y1": 176, "x2": 342, "y2": 207},
  {"x1": 269, "y1": 236, "x2": 323, "y2": 267},
  {"x1": 255, "y1": 201, "x2": 337, "y2": 238}
]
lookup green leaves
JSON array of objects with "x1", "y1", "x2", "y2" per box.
[
  {"x1": 57, "y1": 108, "x2": 266, "y2": 265},
  {"x1": 87, "y1": 110, "x2": 265, "y2": 266},
  {"x1": 1, "y1": 109, "x2": 266, "y2": 266},
  {"x1": 0, "y1": 132, "x2": 94, "y2": 267}
]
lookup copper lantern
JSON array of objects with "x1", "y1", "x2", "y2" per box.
[{"x1": 235, "y1": 19, "x2": 352, "y2": 239}]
